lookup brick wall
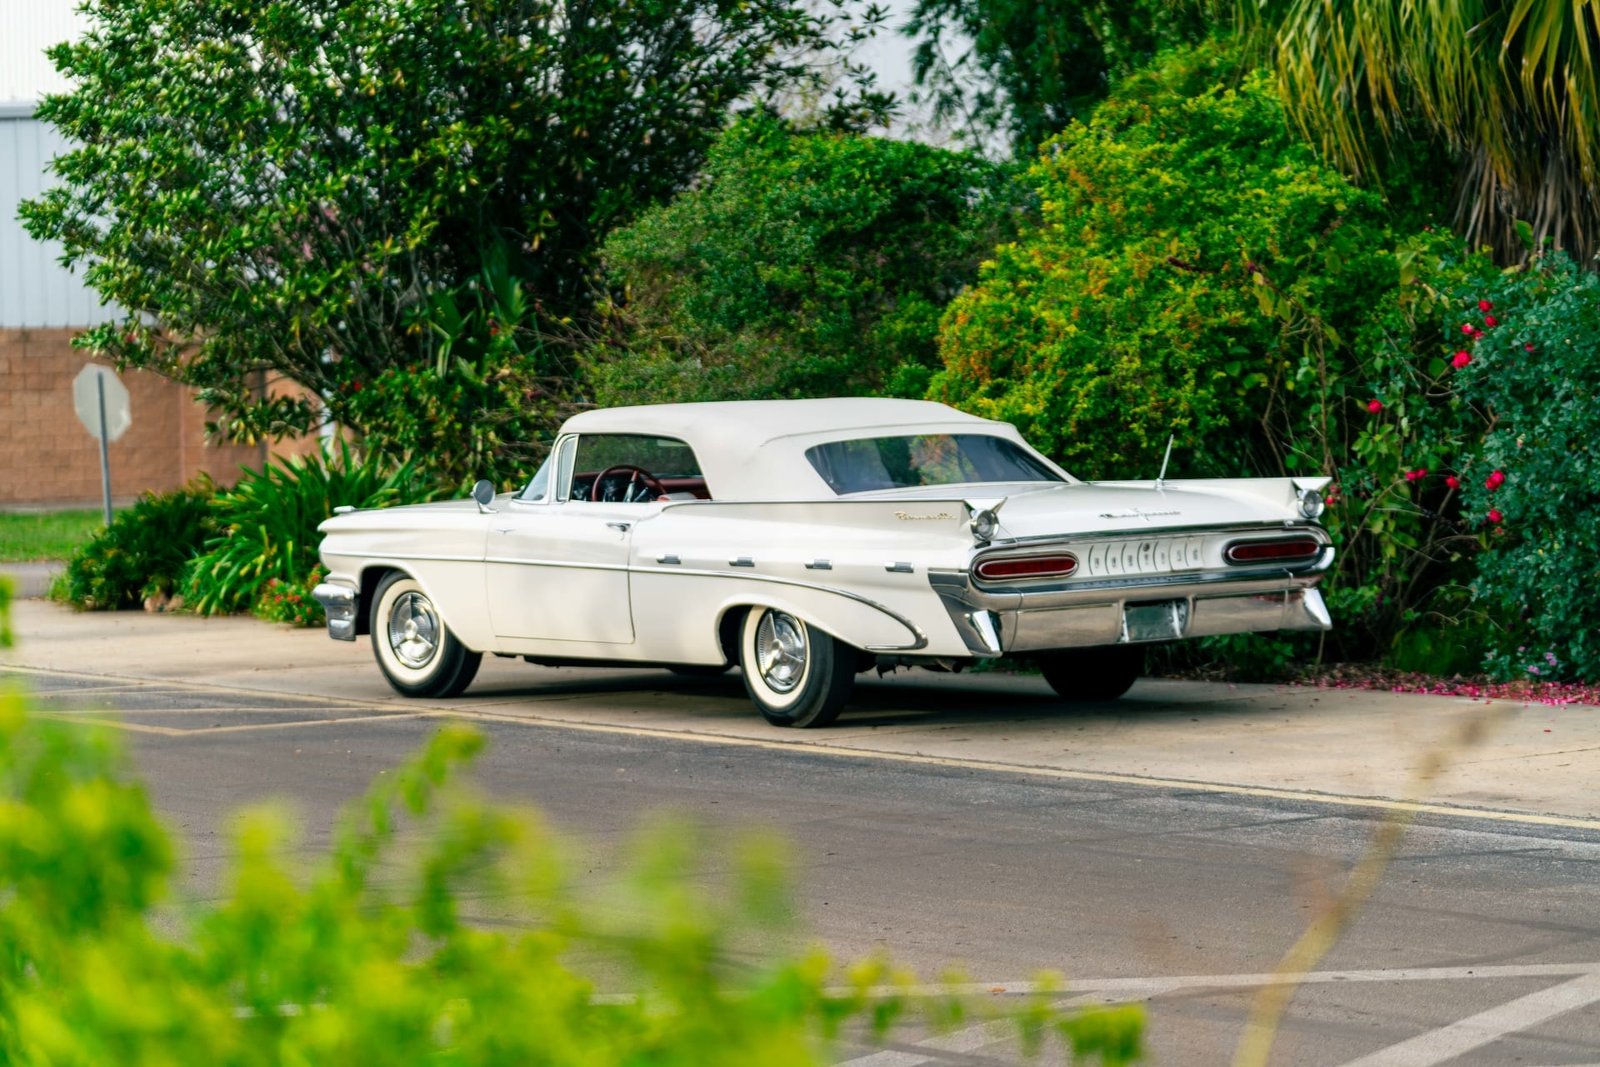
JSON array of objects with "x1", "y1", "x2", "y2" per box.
[{"x1": 0, "y1": 328, "x2": 315, "y2": 507}]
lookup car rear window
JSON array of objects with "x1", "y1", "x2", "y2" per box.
[{"x1": 804, "y1": 434, "x2": 1064, "y2": 494}]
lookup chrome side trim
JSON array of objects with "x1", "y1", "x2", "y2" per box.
[
  {"x1": 483, "y1": 557, "x2": 631, "y2": 572},
  {"x1": 345, "y1": 551, "x2": 483, "y2": 564},
  {"x1": 631, "y1": 565, "x2": 929, "y2": 652},
  {"x1": 805, "y1": 559, "x2": 833, "y2": 570},
  {"x1": 730, "y1": 556, "x2": 755, "y2": 567},
  {"x1": 312, "y1": 581, "x2": 359, "y2": 642}
]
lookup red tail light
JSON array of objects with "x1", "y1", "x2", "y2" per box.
[
  {"x1": 974, "y1": 554, "x2": 1078, "y2": 581},
  {"x1": 1225, "y1": 537, "x2": 1321, "y2": 564}
]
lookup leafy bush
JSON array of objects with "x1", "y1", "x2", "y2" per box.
[
  {"x1": 186, "y1": 442, "x2": 433, "y2": 619},
  {"x1": 0, "y1": 592, "x2": 1143, "y2": 1067},
  {"x1": 592, "y1": 117, "x2": 1014, "y2": 405},
  {"x1": 1449, "y1": 254, "x2": 1600, "y2": 680},
  {"x1": 930, "y1": 45, "x2": 1397, "y2": 482},
  {"x1": 55, "y1": 485, "x2": 217, "y2": 610},
  {"x1": 340, "y1": 244, "x2": 582, "y2": 490}
]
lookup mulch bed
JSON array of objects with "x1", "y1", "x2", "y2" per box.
[{"x1": 1285, "y1": 664, "x2": 1600, "y2": 707}]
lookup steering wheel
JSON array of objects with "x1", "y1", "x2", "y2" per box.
[{"x1": 592, "y1": 464, "x2": 669, "y2": 503}]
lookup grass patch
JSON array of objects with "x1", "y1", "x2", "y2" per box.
[{"x1": 0, "y1": 510, "x2": 106, "y2": 562}]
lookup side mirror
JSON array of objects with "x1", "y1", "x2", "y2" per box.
[{"x1": 471, "y1": 479, "x2": 497, "y2": 514}]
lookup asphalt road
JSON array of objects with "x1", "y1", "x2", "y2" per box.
[{"x1": 8, "y1": 663, "x2": 1600, "y2": 1067}]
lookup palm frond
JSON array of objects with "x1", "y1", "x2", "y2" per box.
[{"x1": 1259, "y1": 0, "x2": 1600, "y2": 263}]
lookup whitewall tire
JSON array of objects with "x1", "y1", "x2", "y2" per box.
[
  {"x1": 738, "y1": 607, "x2": 855, "y2": 728},
  {"x1": 370, "y1": 572, "x2": 481, "y2": 698}
]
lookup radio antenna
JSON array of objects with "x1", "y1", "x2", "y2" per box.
[{"x1": 1155, "y1": 435, "x2": 1175, "y2": 490}]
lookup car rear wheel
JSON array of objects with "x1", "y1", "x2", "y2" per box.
[
  {"x1": 738, "y1": 607, "x2": 855, "y2": 728},
  {"x1": 1038, "y1": 645, "x2": 1143, "y2": 702},
  {"x1": 370, "y1": 572, "x2": 481, "y2": 698}
]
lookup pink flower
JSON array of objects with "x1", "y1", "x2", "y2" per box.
[
  {"x1": 1485, "y1": 469, "x2": 1506, "y2": 490},
  {"x1": 1445, "y1": 475, "x2": 1461, "y2": 490},
  {"x1": 1461, "y1": 323, "x2": 1475, "y2": 335},
  {"x1": 1451, "y1": 350, "x2": 1472, "y2": 369},
  {"x1": 1405, "y1": 468, "x2": 1429, "y2": 483},
  {"x1": 1484, "y1": 314, "x2": 1499, "y2": 327},
  {"x1": 1478, "y1": 299, "x2": 1494, "y2": 312},
  {"x1": 1525, "y1": 342, "x2": 1536, "y2": 352},
  {"x1": 1488, "y1": 507, "x2": 1504, "y2": 524},
  {"x1": 1366, "y1": 399, "x2": 1383, "y2": 414}
]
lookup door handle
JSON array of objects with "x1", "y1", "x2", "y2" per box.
[{"x1": 606, "y1": 521, "x2": 632, "y2": 533}]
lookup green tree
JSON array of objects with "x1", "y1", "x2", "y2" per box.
[
  {"x1": 22, "y1": 0, "x2": 890, "y2": 449},
  {"x1": 929, "y1": 45, "x2": 1396, "y2": 481},
  {"x1": 591, "y1": 116, "x2": 1012, "y2": 404},
  {"x1": 904, "y1": 0, "x2": 1216, "y2": 153},
  {"x1": 1247, "y1": 0, "x2": 1600, "y2": 263}
]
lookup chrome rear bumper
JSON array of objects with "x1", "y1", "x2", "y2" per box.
[{"x1": 930, "y1": 553, "x2": 1334, "y2": 655}]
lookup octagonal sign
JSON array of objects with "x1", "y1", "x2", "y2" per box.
[{"x1": 72, "y1": 364, "x2": 132, "y2": 443}]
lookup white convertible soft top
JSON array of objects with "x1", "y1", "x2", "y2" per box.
[{"x1": 559, "y1": 398, "x2": 1040, "y2": 501}]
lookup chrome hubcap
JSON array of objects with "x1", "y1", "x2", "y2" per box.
[
  {"x1": 387, "y1": 591, "x2": 439, "y2": 669},
  {"x1": 755, "y1": 611, "x2": 807, "y2": 693}
]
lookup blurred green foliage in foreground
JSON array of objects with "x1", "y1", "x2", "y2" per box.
[{"x1": 0, "y1": 587, "x2": 1142, "y2": 1065}]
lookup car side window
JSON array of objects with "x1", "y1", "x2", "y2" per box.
[
  {"x1": 516, "y1": 452, "x2": 554, "y2": 502},
  {"x1": 566, "y1": 434, "x2": 712, "y2": 503}
]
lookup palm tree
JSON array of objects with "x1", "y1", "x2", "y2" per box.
[{"x1": 1244, "y1": 0, "x2": 1600, "y2": 263}]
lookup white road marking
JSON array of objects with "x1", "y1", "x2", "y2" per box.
[
  {"x1": 861, "y1": 961, "x2": 1600, "y2": 1000},
  {"x1": 1336, "y1": 972, "x2": 1600, "y2": 1067},
  {"x1": 830, "y1": 967, "x2": 1600, "y2": 1067},
  {"x1": 832, "y1": 1020, "x2": 1013, "y2": 1066}
]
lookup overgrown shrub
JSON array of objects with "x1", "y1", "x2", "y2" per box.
[
  {"x1": 592, "y1": 117, "x2": 1014, "y2": 405},
  {"x1": 185, "y1": 442, "x2": 434, "y2": 619},
  {"x1": 0, "y1": 586, "x2": 1144, "y2": 1066},
  {"x1": 930, "y1": 45, "x2": 1396, "y2": 482},
  {"x1": 1449, "y1": 254, "x2": 1600, "y2": 680},
  {"x1": 55, "y1": 484, "x2": 217, "y2": 610}
]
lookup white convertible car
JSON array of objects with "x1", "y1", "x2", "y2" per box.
[{"x1": 314, "y1": 398, "x2": 1333, "y2": 727}]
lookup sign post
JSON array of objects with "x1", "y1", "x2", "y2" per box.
[{"x1": 71, "y1": 365, "x2": 132, "y2": 525}]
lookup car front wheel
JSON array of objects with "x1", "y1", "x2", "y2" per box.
[
  {"x1": 370, "y1": 572, "x2": 482, "y2": 698},
  {"x1": 1038, "y1": 645, "x2": 1143, "y2": 702},
  {"x1": 738, "y1": 607, "x2": 855, "y2": 728}
]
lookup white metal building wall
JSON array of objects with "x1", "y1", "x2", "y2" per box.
[
  {"x1": 0, "y1": 106, "x2": 116, "y2": 328},
  {"x1": 1, "y1": 0, "x2": 115, "y2": 329},
  {"x1": 1, "y1": 0, "x2": 86, "y2": 104}
]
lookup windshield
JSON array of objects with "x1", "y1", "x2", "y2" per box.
[{"x1": 805, "y1": 434, "x2": 1065, "y2": 495}]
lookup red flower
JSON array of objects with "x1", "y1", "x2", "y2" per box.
[
  {"x1": 1451, "y1": 350, "x2": 1472, "y2": 369},
  {"x1": 1405, "y1": 468, "x2": 1429, "y2": 483},
  {"x1": 1470, "y1": 327, "x2": 1484, "y2": 340},
  {"x1": 1485, "y1": 470, "x2": 1506, "y2": 490},
  {"x1": 1445, "y1": 475, "x2": 1461, "y2": 490},
  {"x1": 1484, "y1": 314, "x2": 1499, "y2": 327},
  {"x1": 1488, "y1": 507, "x2": 1504, "y2": 524},
  {"x1": 1461, "y1": 323, "x2": 1475, "y2": 335},
  {"x1": 1525, "y1": 342, "x2": 1536, "y2": 352},
  {"x1": 1478, "y1": 299, "x2": 1494, "y2": 312},
  {"x1": 1366, "y1": 399, "x2": 1384, "y2": 414}
]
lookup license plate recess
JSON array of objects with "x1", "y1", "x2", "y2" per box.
[{"x1": 1123, "y1": 599, "x2": 1190, "y2": 643}]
